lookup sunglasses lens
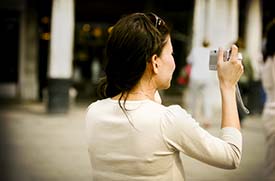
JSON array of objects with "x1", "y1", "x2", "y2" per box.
[
  {"x1": 146, "y1": 13, "x2": 156, "y2": 27},
  {"x1": 157, "y1": 19, "x2": 163, "y2": 27}
]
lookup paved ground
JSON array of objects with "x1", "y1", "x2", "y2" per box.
[{"x1": 0, "y1": 97, "x2": 269, "y2": 181}]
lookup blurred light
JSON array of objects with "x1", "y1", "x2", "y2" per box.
[
  {"x1": 107, "y1": 26, "x2": 113, "y2": 34},
  {"x1": 82, "y1": 24, "x2": 91, "y2": 32},
  {"x1": 41, "y1": 32, "x2": 50, "y2": 40},
  {"x1": 93, "y1": 27, "x2": 102, "y2": 38},
  {"x1": 41, "y1": 16, "x2": 50, "y2": 24}
]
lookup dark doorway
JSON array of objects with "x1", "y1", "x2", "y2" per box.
[{"x1": 0, "y1": 10, "x2": 19, "y2": 83}]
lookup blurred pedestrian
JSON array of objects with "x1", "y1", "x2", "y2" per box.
[
  {"x1": 261, "y1": 20, "x2": 275, "y2": 180},
  {"x1": 85, "y1": 12, "x2": 243, "y2": 180},
  {"x1": 186, "y1": 39, "x2": 216, "y2": 128}
]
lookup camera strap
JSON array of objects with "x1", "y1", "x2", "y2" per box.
[{"x1": 236, "y1": 84, "x2": 250, "y2": 114}]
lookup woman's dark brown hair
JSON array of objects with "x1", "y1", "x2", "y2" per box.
[{"x1": 97, "y1": 13, "x2": 170, "y2": 107}]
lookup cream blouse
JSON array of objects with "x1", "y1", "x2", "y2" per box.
[{"x1": 85, "y1": 98, "x2": 242, "y2": 181}]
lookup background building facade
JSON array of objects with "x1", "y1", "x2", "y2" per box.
[{"x1": 0, "y1": 0, "x2": 274, "y2": 113}]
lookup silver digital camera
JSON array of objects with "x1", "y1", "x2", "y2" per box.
[{"x1": 209, "y1": 49, "x2": 242, "y2": 70}]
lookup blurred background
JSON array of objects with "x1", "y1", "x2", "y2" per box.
[
  {"x1": 0, "y1": 0, "x2": 274, "y2": 180},
  {"x1": 0, "y1": 0, "x2": 273, "y2": 112}
]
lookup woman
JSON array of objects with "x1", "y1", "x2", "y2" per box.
[
  {"x1": 261, "y1": 20, "x2": 275, "y2": 180},
  {"x1": 85, "y1": 12, "x2": 243, "y2": 181}
]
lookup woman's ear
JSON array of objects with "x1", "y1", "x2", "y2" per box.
[{"x1": 151, "y1": 54, "x2": 159, "y2": 74}]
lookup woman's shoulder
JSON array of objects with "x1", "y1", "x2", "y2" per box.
[
  {"x1": 160, "y1": 105, "x2": 199, "y2": 137},
  {"x1": 162, "y1": 105, "x2": 194, "y2": 125},
  {"x1": 86, "y1": 98, "x2": 111, "y2": 112}
]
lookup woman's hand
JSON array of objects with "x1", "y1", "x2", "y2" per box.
[
  {"x1": 217, "y1": 45, "x2": 244, "y2": 89},
  {"x1": 218, "y1": 45, "x2": 243, "y2": 130}
]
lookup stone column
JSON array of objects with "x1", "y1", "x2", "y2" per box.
[
  {"x1": 48, "y1": 0, "x2": 75, "y2": 113},
  {"x1": 18, "y1": 0, "x2": 39, "y2": 100},
  {"x1": 244, "y1": 0, "x2": 263, "y2": 114},
  {"x1": 193, "y1": 0, "x2": 238, "y2": 48},
  {"x1": 245, "y1": 0, "x2": 262, "y2": 80}
]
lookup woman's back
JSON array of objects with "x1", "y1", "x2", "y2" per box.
[
  {"x1": 86, "y1": 98, "x2": 242, "y2": 181},
  {"x1": 86, "y1": 98, "x2": 185, "y2": 180}
]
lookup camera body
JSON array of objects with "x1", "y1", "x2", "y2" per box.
[{"x1": 209, "y1": 49, "x2": 242, "y2": 70}]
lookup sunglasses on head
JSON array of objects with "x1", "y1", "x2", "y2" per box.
[{"x1": 145, "y1": 12, "x2": 165, "y2": 29}]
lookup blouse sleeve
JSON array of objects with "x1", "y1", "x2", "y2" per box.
[{"x1": 160, "y1": 105, "x2": 242, "y2": 169}]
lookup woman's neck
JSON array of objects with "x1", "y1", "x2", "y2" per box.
[
  {"x1": 112, "y1": 72, "x2": 158, "y2": 101},
  {"x1": 112, "y1": 83, "x2": 156, "y2": 101},
  {"x1": 128, "y1": 90, "x2": 154, "y2": 100}
]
